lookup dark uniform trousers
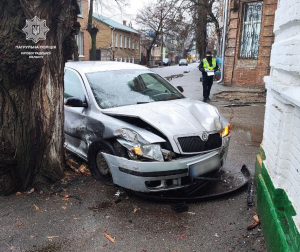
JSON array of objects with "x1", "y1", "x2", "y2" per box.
[{"x1": 202, "y1": 75, "x2": 214, "y2": 99}]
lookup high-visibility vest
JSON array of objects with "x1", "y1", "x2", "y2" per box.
[{"x1": 203, "y1": 58, "x2": 216, "y2": 70}]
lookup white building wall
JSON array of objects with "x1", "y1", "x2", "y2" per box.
[{"x1": 262, "y1": 0, "x2": 300, "y2": 231}]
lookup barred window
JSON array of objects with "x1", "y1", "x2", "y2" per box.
[{"x1": 240, "y1": 2, "x2": 263, "y2": 59}]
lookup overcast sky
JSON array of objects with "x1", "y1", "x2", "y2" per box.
[{"x1": 95, "y1": 0, "x2": 152, "y2": 28}]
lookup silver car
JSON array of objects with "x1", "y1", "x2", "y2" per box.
[
  {"x1": 179, "y1": 59, "x2": 188, "y2": 66},
  {"x1": 64, "y1": 61, "x2": 231, "y2": 193}
]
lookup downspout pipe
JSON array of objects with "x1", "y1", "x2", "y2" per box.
[{"x1": 217, "y1": 0, "x2": 229, "y2": 84}]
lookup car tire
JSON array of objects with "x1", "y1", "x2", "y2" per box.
[{"x1": 88, "y1": 141, "x2": 116, "y2": 186}]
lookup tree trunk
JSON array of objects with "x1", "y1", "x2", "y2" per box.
[
  {"x1": 196, "y1": 4, "x2": 208, "y2": 59},
  {"x1": 89, "y1": 28, "x2": 98, "y2": 61},
  {"x1": 87, "y1": 0, "x2": 98, "y2": 61},
  {"x1": 0, "y1": 0, "x2": 79, "y2": 194},
  {"x1": 146, "y1": 49, "x2": 152, "y2": 67}
]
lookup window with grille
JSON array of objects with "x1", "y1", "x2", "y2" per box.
[
  {"x1": 240, "y1": 2, "x2": 263, "y2": 59},
  {"x1": 76, "y1": 32, "x2": 84, "y2": 56}
]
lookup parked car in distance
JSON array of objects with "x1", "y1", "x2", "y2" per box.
[
  {"x1": 162, "y1": 58, "x2": 171, "y2": 66},
  {"x1": 64, "y1": 61, "x2": 231, "y2": 193},
  {"x1": 179, "y1": 59, "x2": 188, "y2": 66}
]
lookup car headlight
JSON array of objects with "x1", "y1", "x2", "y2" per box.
[
  {"x1": 115, "y1": 128, "x2": 164, "y2": 162},
  {"x1": 222, "y1": 125, "x2": 231, "y2": 138}
]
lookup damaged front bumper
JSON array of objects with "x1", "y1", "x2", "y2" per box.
[{"x1": 103, "y1": 138, "x2": 230, "y2": 193}]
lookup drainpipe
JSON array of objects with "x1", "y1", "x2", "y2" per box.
[{"x1": 217, "y1": 0, "x2": 228, "y2": 84}]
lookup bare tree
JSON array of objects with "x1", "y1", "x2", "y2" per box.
[
  {"x1": 0, "y1": 0, "x2": 79, "y2": 194},
  {"x1": 136, "y1": 0, "x2": 184, "y2": 66},
  {"x1": 185, "y1": 0, "x2": 222, "y2": 59}
]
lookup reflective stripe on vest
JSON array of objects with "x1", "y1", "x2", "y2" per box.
[{"x1": 203, "y1": 58, "x2": 216, "y2": 70}]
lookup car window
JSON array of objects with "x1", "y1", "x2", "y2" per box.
[
  {"x1": 140, "y1": 74, "x2": 169, "y2": 93},
  {"x1": 86, "y1": 70, "x2": 184, "y2": 109},
  {"x1": 64, "y1": 69, "x2": 86, "y2": 101}
]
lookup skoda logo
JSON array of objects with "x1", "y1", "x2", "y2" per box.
[{"x1": 201, "y1": 132, "x2": 209, "y2": 141}]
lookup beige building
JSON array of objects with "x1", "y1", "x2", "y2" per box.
[{"x1": 92, "y1": 14, "x2": 141, "y2": 63}]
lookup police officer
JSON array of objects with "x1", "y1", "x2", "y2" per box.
[{"x1": 199, "y1": 51, "x2": 218, "y2": 102}]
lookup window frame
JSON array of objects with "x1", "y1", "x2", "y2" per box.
[
  {"x1": 75, "y1": 31, "x2": 84, "y2": 57},
  {"x1": 77, "y1": 0, "x2": 83, "y2": 18},
  {"x1": 120, "y1": 35, "x2": 123, "y2": 48},
  {"x1": 124, "y1": 36, "x2": 127, "y2": 48},
  {"x1": 64, "y1": 68, "x2": 88, "y2": 103},
  {"x1": 115, "y1": 33, "x2": 118, "y2": 47},
  {"x1": 239, "y1": 1, "x2": 263, "y2": 59}
]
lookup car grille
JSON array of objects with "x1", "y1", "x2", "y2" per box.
[{"x1": 177, "y1": 133, "x2": 222, "y2": 153}]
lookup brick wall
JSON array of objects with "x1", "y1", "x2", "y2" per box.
[
  {"x1": 262, "y1": 0, "x2": 300, "y2": 233},
  {"x1": 93, "y1": 19, "x2": 141, "y2": 63},
  {"x1": 224, "y1": 0, "x2": 277, "y2": 87},
  {"x1": 77, "y1": 0, "x2": 90, "y2": 61}
]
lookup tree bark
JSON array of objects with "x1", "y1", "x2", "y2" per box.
[
  {"x1": 88, "y1": 0, "x2": 98, "y2": 61},
  {"x1": 195, "y1": 3, "x2": 208, "y2": 59},
  {"x1": 0, "y1": 0, "x2": 79, "y2": 194}
]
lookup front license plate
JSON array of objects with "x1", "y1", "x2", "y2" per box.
[{"x1": 189, "y1": 155, "x2": 221, "y2": 178}]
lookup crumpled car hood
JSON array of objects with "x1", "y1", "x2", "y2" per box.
[{"x1": 102, "y1": 98, "x2": 221, "y2": 137}]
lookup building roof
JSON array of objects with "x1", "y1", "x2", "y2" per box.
[{"x1": 93, "y1": 13, "x2": 138, "y2": 34}]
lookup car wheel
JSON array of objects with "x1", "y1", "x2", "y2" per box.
[{"x1": 88, "y1": 141, "x2": 116, "y2": 186}]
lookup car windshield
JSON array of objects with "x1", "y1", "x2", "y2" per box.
[{"x1": 86, "y1": 69, "x2": 184, "y2": 109}]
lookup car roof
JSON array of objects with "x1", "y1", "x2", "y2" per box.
[{"x1": 65, "y1": 61, "x2": 149, "y2": 73}]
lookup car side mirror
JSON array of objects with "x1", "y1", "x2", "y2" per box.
[
  {"x1": 177, "y1": 86, "x2": 184, "y2": 93},
  {"x1": 65, "y1": 97, "x2": 87, "y2": 107}
]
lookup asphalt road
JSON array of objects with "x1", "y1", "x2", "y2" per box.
[{"x1": 0, "y1": 66, "x2": 266, "y2": 252}]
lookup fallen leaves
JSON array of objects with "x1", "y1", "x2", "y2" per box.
[
  {"x1": 78, "y1": 164, "x2": 91, "y2": 176},
  {"x1": 104, "y1": 228, "x2": 115, "y2": 243},
  {"x1": 66, "y1": 159, "x2": 91, "y2": 176},
  {"x1": 47, "y1": 236, "x2": 59, "y2": 240},
  {"x1": 17, "y1": 222, "x2": 23, "y2": 227},
  {"x1": 247, "y1": 214, "x2": 260, "y2": 230},
  {"x1": 133, "y1": 207, "x2": 140, "y2": 213},
  {"x1": 16, "y1": 192, "x2": 22, "y2": 196},
  {"x1": 61, "y1": 206, "x2": 67, "y2": 210},
  {"x1": 62, "y1": 195, "x2": 70, "y2": 201},
  {"x1": 27, "y1": 188, "x2": 34, "y2": 194},
  {"x1": 30, "y1": 235, "x2": 38, "y2": 238},
  {"x1": 104, "y1": 233, "x2": 115, "y2": 243},
  {"x1": 33, "y1": 204, "x2": 40, "y2": 211}
]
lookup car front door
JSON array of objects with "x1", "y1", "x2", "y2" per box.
[{"x1": 64, "y1": 68, "x2": 89, "y2": 160}]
